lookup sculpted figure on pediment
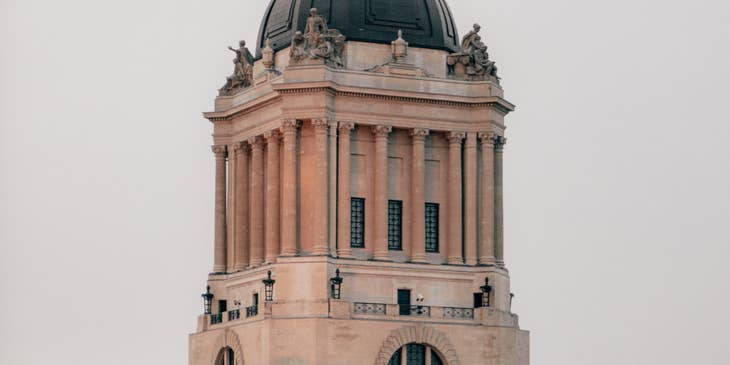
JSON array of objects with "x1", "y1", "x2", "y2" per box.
[
  {"x1": 220, "y1": 40, "x2": 254, "y2": 96},
  {"x1": 447, "y1": 23, "x2": 499, "y2": 82},
  {"x1": 289, "y1": 8, "x2": 346, "y2": 68}
]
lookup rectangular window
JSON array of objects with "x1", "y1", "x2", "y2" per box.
[
  {"x1": 388, "y1": 200, "x2": 403, "y2": 250},
  {"x1": 350, "y1": 198, "x2": 365, "y2": 248},
  {"x1": 218, "y1": 300, "x2": 227, "y2": 314},
  {"x1": 398, "y1": 289, "x2": 411, "y2": 316},
  {"x1": 473, "y1": 292, "x2": 483, "y2": 308},
  {"x1": 425, "y1": 203, "x2": 439, "y2": 252}
]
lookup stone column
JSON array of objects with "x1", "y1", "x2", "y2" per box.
[
  {"x1": 464, "y1": 132, "x2": 478, "y2": 265},
  {"x1": 494, "y1": 135, "x2": 507, "y2": 266},
  {"x1": 478, "y1": 133, "x2": 496, "y2": 265},
  {"x1": 212, "y1": 145, "x2": 228, "y2": 273},
  {"x1": 312, "y1": 119, "x2": 330, "y2": 255},
  {"x1": 233, "y1": 142, "x2": 250, "y2": 271},
  {"x1": 328, "y1": 121, "x2": 338, "y2": 256},
  {"x1": 248, "y1": 136, "x2": 265, "y2": 267},
  {"x1": 337, "y1": 122, "x2": 355, "y2": 258},
  {"x1": 447, "y1": 132, "x2": 465, "y2": 265},
  {"x1": 264, "y1": 130, "x2": 281, "y2": 263},
  {"x1": 280, "y1": 120, "x2": 300, "y2": 256},
  {"x1": 410, "y1": 128, "x2": 429, "y2": 263},
  {"x1": 372, "y1": 125, "x2": 392, "y2": 260}
]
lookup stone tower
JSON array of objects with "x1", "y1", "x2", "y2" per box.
[{"x1": 190, "y1": 1, "x2": 529, "y2": 364}]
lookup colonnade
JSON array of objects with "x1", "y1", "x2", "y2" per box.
[{"x1": 211, "y1": 120, "x2": 506, "y2": 273}]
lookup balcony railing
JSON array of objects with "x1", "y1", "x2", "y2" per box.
[
  {"x1": 443, "y1": 307, "x2": 474, "y2": 319},
  {"x1": 228, "y1": 309, "x2": 240, "y2": 321},
  {"x1": 354, "y1": 302, "x2": 387, "y2": 315},
  {"x1": 246, "y1": 305, "x2": 258, "y2": 318},
  {"x1": 210, "y1": 313, "x2": 223, "y2": 325},
  {"x1": 409, "y1": 305, "x2": 431, "y2": 317}
]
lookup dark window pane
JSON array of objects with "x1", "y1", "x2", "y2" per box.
[
  {"x1": 388, "y1": 200, "x2": 403, "y2": 250},
  {"x1": 431, "y1": 350, "x2": 444, "y2": 365},
  {"x1": 406, "y1": 344, "x2": 426, "y2": 365},
  {"x1": 398, "y1": 289, "x2": 411, "y2": 315},
  {"x1": 227, "y1": 348, "x2": 235, "y2": 365},
  {"x1": 388, "y1": 348, "x2": 402, "y2": 365},
  {"x1": 351, "y1": 198, "x2": 365, "y2": 248},
  {"x1": 425, "y1": 203, "x2": 439, "y2": 252}
]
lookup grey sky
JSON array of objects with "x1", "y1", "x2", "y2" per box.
[{"x1": 1, "y1": 0, "x2": 729, "y2": 364}]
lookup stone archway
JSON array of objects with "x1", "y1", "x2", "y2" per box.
[
  {"x1": 374, "y1": 325, "x2": 461, "y2": 365},
  {"x1": 210, "y1": 329, "x2": 245, "y2": 365}
]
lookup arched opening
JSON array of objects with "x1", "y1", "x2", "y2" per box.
[
  {"x1": 215, "y1": 347, "x2": 235, "y2": 365},
  {"x1": 387, "y1": 343, "x2": 446, "y2": 365}
]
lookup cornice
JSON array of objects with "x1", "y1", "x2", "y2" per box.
[{"x1": 204, "y1": 81, "x2": 515, "y2": 123}]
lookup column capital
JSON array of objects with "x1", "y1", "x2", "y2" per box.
[
  {"x1": 338, "y1": 121, "x2": 355, "y2": 132},
  {"x1": 371, "y1": 125, "x2": 392, "y2": 138},
  {"x1": 263, "y1": 129, "x2": 281, "y2": 141},
  {"x1": 232, "y1": 141, "x2": 248, "y2": 155},
  {"x1": 280, "y1": 119, "x2": 301, "y2": 134},
  {"x1": 312, "y1": 118, "x2": 330, "y2": 131},
  {"x1": 410, "y1": 128, "x2": 430, "y2": 140},
  {"x1": 447, "y1": 131, "x2": 466, "y2": 144},
  {"x1": 212, "y1": 145, "x2": 228, "y2": 158},
  {"x1": 478, "y1": 132, "x2": 497, "y2": 144},
  {"x1": 494, "y1": 135, "x2": 507, "y2": 151},
  {"x1": 247, "y1": 136, "x2": 264, "y2": 148}
]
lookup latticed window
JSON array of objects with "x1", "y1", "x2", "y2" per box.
[
  {"x1": 425, "y1": 203, "x2": 439, "y2": 252},
  {"x1": 350, "y1": 198, "x2": 365, "y2": 248},
  {"x1": 388, "y1": 348, "x2": 402, "y2": 365},
  {"x1": 388, "y1": 200, "x2": 403, "y2": 250},
  {"x1": 387, "y1": 344, "x2": 445, "y2": 365}
]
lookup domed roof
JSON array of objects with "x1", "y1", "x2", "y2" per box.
[{"x1": 255, "y1": 0, "x2": 460, "y2": 58}]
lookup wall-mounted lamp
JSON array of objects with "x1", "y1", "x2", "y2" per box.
[
  {"x1": 201, "y1": 285, "x2": 214, "y2": 314},
  {"x1": 480, "y1": 277, "x2": 493, "y2": 308},
  {"x1": 262, "y1": 271, "x2": 275, "y2": 302},
  {"x1": 330, "y1": 268, "x2": 343, "y2": 299}
]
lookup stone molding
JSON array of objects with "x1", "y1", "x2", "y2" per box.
[
  {"x1": 477, "y1": 132, "x2": 497, "y2": 146},
  {"x1": 373, "y1": 325, "x2": 460, "y2": 365},
  {"x1": 211, "y1": 329, "x2": 245, "y2": 365}
]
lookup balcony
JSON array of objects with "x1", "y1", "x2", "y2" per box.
[
  {"x1": 246, "y1": 305, "x2": 258, "y2": 318},
  {"x1": 228, "y1": 309, "x2": 240, "y2": 321},
  {"x1": 351, "y1": 302, "x2": 474, "y2": 321},
  {"x1": 210, "y1": 313, "x2": 222, "y2": 325}
]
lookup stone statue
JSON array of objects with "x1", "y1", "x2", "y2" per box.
[
  {"x1": 304, "y1": 8, "x2": 328, "y2": 49},
  {"x1": 289, "y1": 8, "x2": 347, "y2": 68},
  {"x1": 447, "y1": 23, "x2": 499, "y2": 82},
  {"x1": 220, "y1": 40, "x2": 255, "y2": 96},
  {"x1": 391, "y1": 30, "x2": 408, "y2": 61},
  {"x1": 461, "y1": 23, "x2": 482, "y2": 54}
]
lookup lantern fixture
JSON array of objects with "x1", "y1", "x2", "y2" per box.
[
  {"x1": 330, "y1": 268, "x2": 343, "y2": 299},
  {"x1": 480, "y1": 277, "x2": 493, "y2": 307},
  {"x1": 201, "y1": 285, "x2": 214, "y2": 314},
  {"x1": 262, "y1": 271, "x2": 276, "y2": 302}
]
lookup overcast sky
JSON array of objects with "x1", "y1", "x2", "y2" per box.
[{"x1": 1, "y1": 0, "x2": 729, "y2": 364}]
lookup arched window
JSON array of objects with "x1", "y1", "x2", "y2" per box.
[
  {"x1": 387, "y1": 343, "x2": 445, "y2": 365},
  {"x1": 215, "y1": 347, "x2": 235, "y2": 365}
]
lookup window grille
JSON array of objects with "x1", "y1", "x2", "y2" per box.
[
  {"x1": 425, "y1": 203, "x2": 439, "y2": 252},
  {"x1": 388, "y1": 200, "x2": 403, "y2": 250},
  {"x1": 350, "y1": 198, "x2": 365, "y2": 248},
  {"x1": 406, "y1": 344, "x2": 426, "y2": 364}
]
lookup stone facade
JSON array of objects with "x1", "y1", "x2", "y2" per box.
[{"x1": 192, "y1": 24, "x2": 527, "y2": 365}]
